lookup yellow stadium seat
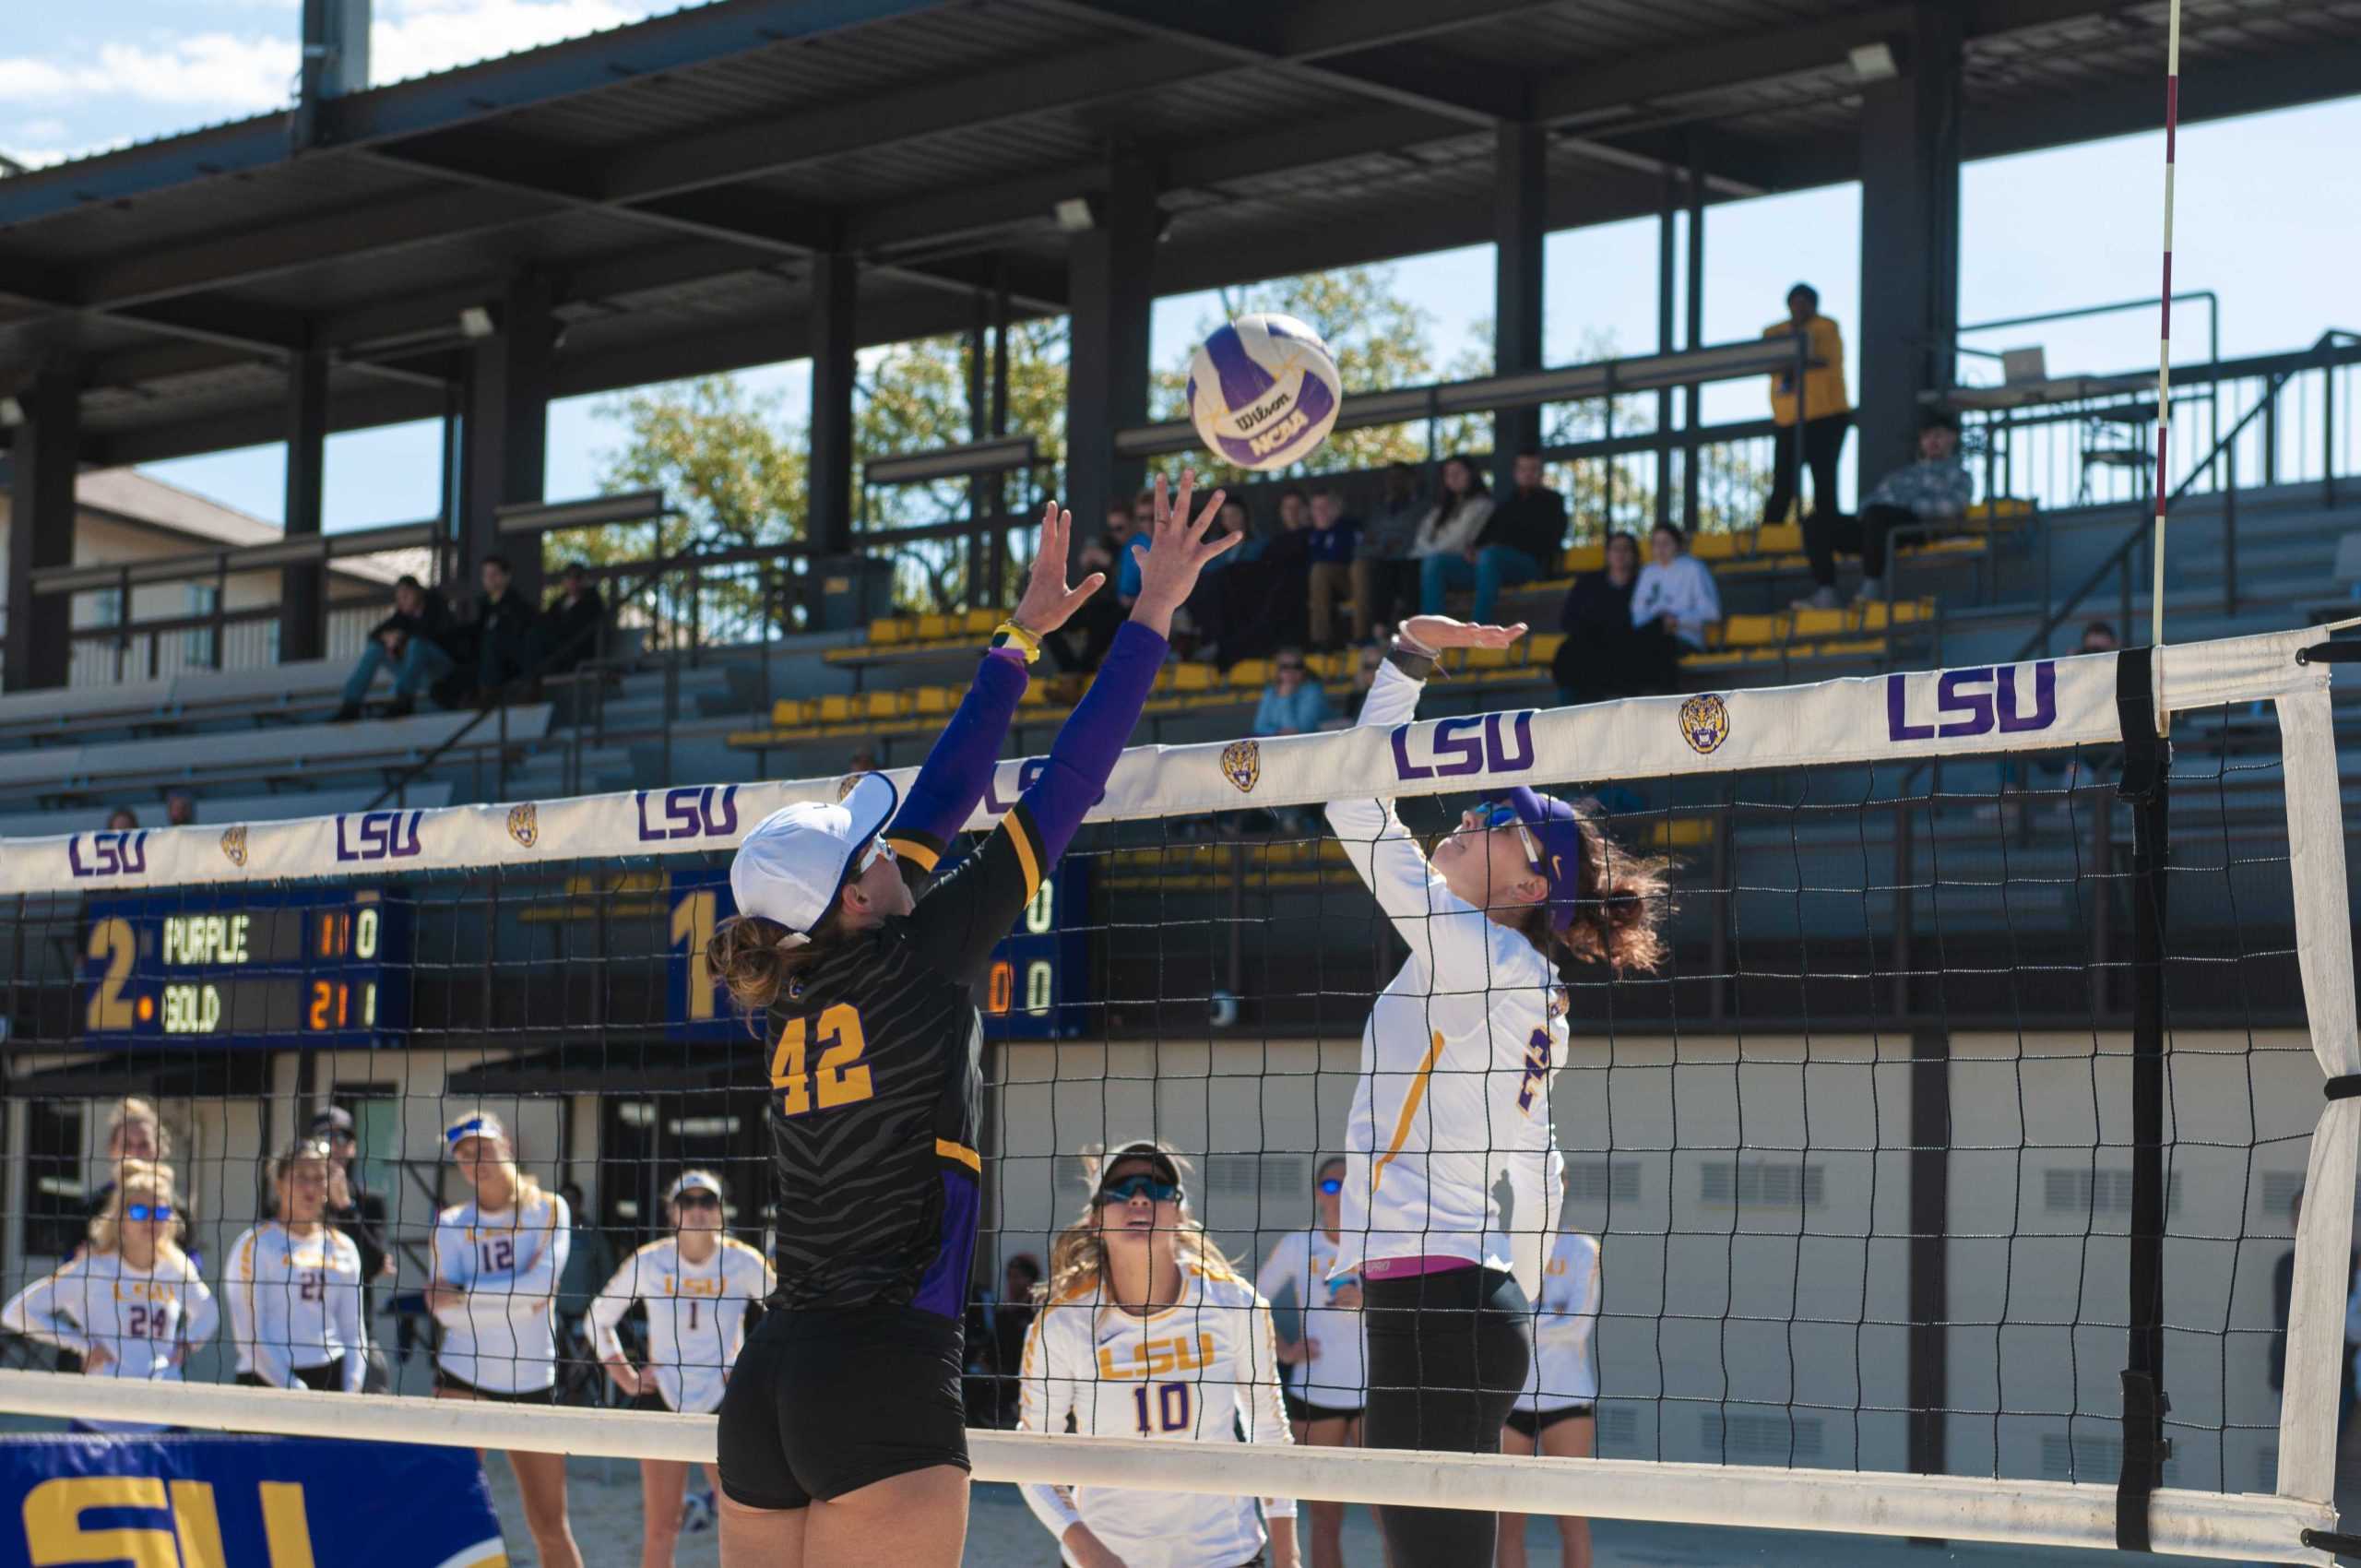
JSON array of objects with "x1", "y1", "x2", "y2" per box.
[
  {"x1": 768, "y1": 698, "x2": 807, "y2": 727},
  {"x1": 1719, "y1": 613, "x2": 1785, "y2": 648},
  {"x1": 1562, "y1": 542, "x2": 1606, "y2": 575},
  {"x1": 1018, "y1": 680, "x2": 1052, "y2": 707},
  {"x1": 1690, "y1": 530, "x2": 1739, "y2": 561},
  {"x1": 867, "y1": 618, "x2": 908, "y2": 646},
  {"x1": 1757, "y1": 522, "x2": 1804, "y2": 554},
  {"x1": 1464, "y1": 645, "x2": 1512, "y2": 671},
  {"x1": 1791, "y1": 607, "x2": 1845, "y2": 639},
  {"x1": 1527, "y1": 632, "x2": 1566, "y2": 664},
  {"x1": 1650, "y1": 817, "x2": 1715, "y2": 849},
  {"x1": 916, "y1": 613, "x2": 954, "y2": 642},
  {"x1": 1173, "y1": 662, "x2": 1216, "y2": 692},
  {"x1": 856, "y1": 690, "x2": 907, "y2": 720},
  {"x1": 817, "y1": 694, "x2": 853, "y2": 723},
  {"x1": 1966, "y1": 497, "x2": 2034, "y2": 521},
  {"x1": 914, "y1": 685, "x2": 954, "y2": 715},
  {"x1": 964, "y1": 608, "x2": 1001, "y2": 635},
  {"x1": 1228, "y1": 659, "x2": 1271, "y2": 689}
]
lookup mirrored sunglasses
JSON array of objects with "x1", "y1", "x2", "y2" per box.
[
  {"x1": 1477, "y1": 801, "x2": 1543, "y2": 869},
  {"x1": 124, "y1": 1203, "x2": 173, "y2": 1222},
  {"x1": 1317, "y1": 1177, "x2": 1345, "y2": 1195},
  {"x1": 674, "y1": 1191, "x2": 722, "y2": 1210},
  {"x1": 1097, "y1": 1174, "x2": 1181, "y2": 1206}
]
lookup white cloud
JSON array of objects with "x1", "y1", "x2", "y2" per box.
[
  {"x1": 368, "y1": 0, "x2": 676, "y2": 85},
  {"x1": 0, "y1": 31, "x2": 296, "y2": 113}
]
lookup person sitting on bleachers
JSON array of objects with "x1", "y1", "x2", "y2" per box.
[
  {"x1": 1303, "y1": 486, "x2": 1362, "y2": 652},
  {"x1": 538, "y1": 563, "x2": 607, "y2": 676},
  {"x1": 165, "y1": 791, "x2": 196, "y2": 827},
  {"x1": 1550, "y1": 530, "x2": 1642, "y2": 707},
  {"x1": 334, "y1": 574, "x2": 455, "y2": 722},
  {"x1": 106, "y1": 806, "x2": 139, "y2": 831},
  {"x1": 1047, "y1": 519, "x2": 1125, "y2": 674},
  {"x1": 468, "y1": 554, "x2": 540, "y2": 697},
  {"x1": 1630, "y1": 522, "x2": 1722, "y2": 694},
  {"x1": 1421, "y1": 451, "x2": 1563, "y2": 624},
  {"x1": 1352, "y1": 462, "x2": 1427, "y2": 643},
  {"x1": 1252, "y1": 647, "x2": 1334, "y2": 738},
  {"x1": 1797, "y1": 411, "x2": 1974, "y2": 609},
  {"x1": 1407, "y1": 454, "x2": 1494, "y2": 608},
  {"x1": 1178, "y1": 496, "x2": 1251, "y2": 665}
]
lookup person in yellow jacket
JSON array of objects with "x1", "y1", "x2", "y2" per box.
[{"x1": 1760, "y1": 283, "x2": 1852, "y2": 573}]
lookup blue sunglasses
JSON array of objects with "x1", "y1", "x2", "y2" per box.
[
  {"x1": 1477, "y1": 801, "x2": 1542, "y2": 867},
  {"x1": 1097, "y1": 1174, "x2": 1181, "y2": 1206},
  {"x1": 124, "y1": 1203, "x2": 173, "y2": 1222},
  {"x1": 1317, "y1": 1177, "x2": 1344, "y2": 1196}
]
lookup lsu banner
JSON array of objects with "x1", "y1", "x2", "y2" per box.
[
  {"x1": 0, "y1": 1433, "x2": 505, "y2": 1568},
  {"x1": 0, "y1": 624, "x2": 2331, "y2": 897}
]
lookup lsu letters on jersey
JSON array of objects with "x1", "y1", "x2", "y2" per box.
[
  {"x1": 1017, "y1": 1265, "x2": 1295, "y2": 1568},
  {"x1": 430, "y1": 1189, "x2": 570, "y2": 1393},
  {"x1": 589, "y1": 1236, "x2": 774, "y2": 1413},
  {"x1": 225, "y1": 1221, "x2": 367, "y2": 1392},
  {"x1": 1515, "y1": 1229, "x2": 1601, "y2": 1415},
  {"x1": 1254, "y1": 1227, "x2": 1366, "y2": 1410},
  {"x1": 1, "y1": 1249, "x2": 217, "y2": 1431},
  {"x1": 1323, "y1": 656, "x2": 1567, "y2": 1299}
]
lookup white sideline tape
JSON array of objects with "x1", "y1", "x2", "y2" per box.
[
  {"x1": 0, "y1": 1372, "x2": 2331, "y2": 1562},
  {"x1": 0, "y1": 624, "x2": 2334, "y2": 897}
]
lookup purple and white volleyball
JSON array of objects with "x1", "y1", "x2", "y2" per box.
[{"x1": 1186, "y1": 312, "x2": 1342, "y2": 472}]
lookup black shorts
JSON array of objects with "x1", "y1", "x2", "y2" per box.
[
  {"x1": 1283, "y1": 1388, "x2": 1363, "y2": 1424},
  {"x1": 718, "y1": 1304, "x2": 967, "y2": 1510},
  {"x1": 629, "y1": 1388, "x2": 681, "y2": 1414},
  {"x1": 433, "y1": 1366, "x2": 556, "y2": 1404},
  {"x1": 1503, "y1": 1403, "x2": 1594, "y2": 1441},
  {"x1": 236, "y1": 1362, "x2": 345, "y2": 1393}
]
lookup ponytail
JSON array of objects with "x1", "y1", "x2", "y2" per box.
[{"x1": 706, "y1": 909, "x2": 849, "y2": 1022}]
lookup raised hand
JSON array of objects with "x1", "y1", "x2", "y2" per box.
[
  {"x1": 1129, "y1": 468, "x2": 1240, "y2": 638},
  {"x1": 1401, "y1": 614, "x2": 1527, "y2": 652},
  {"x1": 1010, "y1": 499, "x2": 1108, "y2": 637}
]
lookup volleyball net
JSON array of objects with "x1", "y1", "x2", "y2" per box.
[{"x1": 0, "y1": 622, "x2": 2354, "y2": 1562}]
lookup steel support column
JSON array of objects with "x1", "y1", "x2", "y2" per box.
[
  {"x1": 1656, "y1": 172, "x2": 1679, "y2": 529},
  {"x1": 1065, "y1": 148, "x2": 1157, "y2": 522},
  {"x1": 1857, "y1": 4, "x2": 1963, "y2": 485},
  {"x1": 1493, "y1": 120, "x2": 1547, "y2": 489},
  {"x1": 279, "y1": 346, "x2": 329, "y2": 662},
  {"x1": 4, "y1": 367, "x2": 77, "y2": 692},
  {"x1": 808, "y1": 250, "x2": 859, "y2": 557},
  {"x1": 1683, "y1": 161, "x2": 1706, "y2": 531},
  {"x1": 460, "y1": 273, "x2": 554, "y2": 601}
]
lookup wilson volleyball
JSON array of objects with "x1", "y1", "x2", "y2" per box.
[{"x1": 1186, "y1": 313, "x2": 1342, "y2": 471}]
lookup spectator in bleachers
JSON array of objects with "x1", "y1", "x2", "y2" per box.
[
  {"x1": 164, "y1": 791, "x2": 196, "y2": 828},
  {"x1": 2081, "y1": 621, "x2": 2120, "y2": 655},
  {"x1": 848, "y1": 744, "x2": 879, "y2": 774},
  {"x1": 468, "y1": 555, "x2": 540, "y2": 695},
  {"x1": 1408, "y1": 455, "x2": 1495, "y2": 597},
  {"x1": 539, "y1": 563, "x2": 607, "y2": 675},
  {"x1": 1113, "y1": 495, "x2": 1155, "y2": 609},
  {"x1": 1550, "y1": 530, "x2": 1643, "y2": 707},
  {"x1": 1180, "y1": 496, "x2": 1252, "y2": 664},
  {"x1": 1630, "y1": 522, "x2": 1722, "y2": 695},
  {"x1": 1797, "y1": 412, "x2": 1971, "y2": 610},
  {"x1": 334, "y1": 574, "x2": 455, "y2": 722},
  {"x1": 1049, "y1": 529, "x2": 1124, "y2": 674},
  {"x1": 1421, "y1": 451, "x2": 1564, "y2": 624},
  {"x1": 1760, "y1": 282, "x2": 1851, "y2": 540},
  {"x1": 1252, "y1": 647, "x2": 1334, "y2": 738},
  {"x1": 1345, "y1": 639, "x2": 1386, "y2": 721},
  {"x1": 1352, "y1": 461, "x2": 1427, "y2": 642},
  {"x1": 105, "y1": 807, "x2": 139, "y2": 831},
  {"x1": 1236, "y1": 488, "x2": 1314, "y2": 659},
  {"x1": 1304, "y1": 486, "x2": 1362, "y2": 651}
]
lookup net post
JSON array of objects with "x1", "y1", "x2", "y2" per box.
[
  {"x1": 1906, "y1": 1025, "x2": 1950, "y2": 1506},
  {"x1": 2112, "y1": 645, "x2": 2172, "y2": 1552}
]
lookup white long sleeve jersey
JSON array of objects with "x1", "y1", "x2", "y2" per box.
[
  {"x1": 1516, "y1": 1230, "x2": 1601, "y2": 1413},
  {"x1": 2, "y1": 1249, "x2": 217, "y2": 1431},
  {"x1": 1323, "y1": 657, "x2": 1568, "y2": 1300},
  {"x1": 431, "y1": 1190, "x2": 570, "y2": 1393},
  {"x1": 225, "y1": 1222, "x2": 367, "y2": 1392},
  {"x1": 1017, "y1": 1265, "x2": 1296, "y2": 1568},
  {"x1": 587, "y1": 1236, "x2": 773, "y2": 1414},
  {"x1": 1254, "y1": 1228, "x2": 1365, "y2": 1408}
]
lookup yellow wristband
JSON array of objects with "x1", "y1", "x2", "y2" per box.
[{"x1": 991, "y1": 621, "x2": 1042, "y2": 663}]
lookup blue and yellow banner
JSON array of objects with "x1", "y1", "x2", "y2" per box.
[{"x1": 0, "y1": 1433, "x2": 504, "y2": 1568}]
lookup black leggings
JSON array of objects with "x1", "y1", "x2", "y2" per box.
[{"x1": 1361, "y1": 1266, "x2": 1532, "y2": 1567}]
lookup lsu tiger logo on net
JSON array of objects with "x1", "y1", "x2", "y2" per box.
[
  {"x1": 1219, "y1": 738, "x2": 1261, "y2": 794},
  {"x1": 506, "y1": 802, "x2": 539, "y2": 849},
  {"x1": 1679, "y1": 693, "x2": 1731, "y2": 755},
  {"x1": 218, "y1": 826, "x2": 248, "y2": 867}
]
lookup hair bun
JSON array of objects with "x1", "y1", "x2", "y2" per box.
[{"x1": 1604, "y1": 887, "x2": 1646, "y2": 930}]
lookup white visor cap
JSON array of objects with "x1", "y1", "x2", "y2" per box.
[{"x1": 727, "y1": 772, "x2": 902, "y2": 943}]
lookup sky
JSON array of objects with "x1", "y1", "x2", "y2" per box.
[{"x1": 7, "y1": 4, "x2": 2359, "y2": 528}]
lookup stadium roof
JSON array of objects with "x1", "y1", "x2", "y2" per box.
[{"x1": 1, "y1": 0, "x2": 2353, "y2": 469}]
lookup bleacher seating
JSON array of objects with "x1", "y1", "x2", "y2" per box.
[{"x1": 0, "y1": 782, "x2": 455, "y2": 840}]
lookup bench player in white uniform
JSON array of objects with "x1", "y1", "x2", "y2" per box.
[
  {"x1": 1254, "y1": 1155, "x2": 1369, "y2": 1568},
  {"x1": 1499, "y1": 1224, "x2": 1602, "y2": 1568},
  {"x1": 590, "y1": 1170, "x2": 774, "y2": 1568},
  {"x1": 3, "y1": 1158, "x2": 216, "y2": 1431},
  {"x1": 429, "y1": 1110, "x2": 580, "y2": 1568},
  {"x1": 1325, "y1": 614, "x2": 1672, "y2": 1567},
  {"x1": 1018, "y1": 1142, "x2": 1297, "y2": 1568},
  {"x1": 226, "y1": 1138, "x2": 367, "y2": 1393}
]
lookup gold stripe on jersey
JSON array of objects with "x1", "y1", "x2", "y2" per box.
[
  {"x1": 1003, "y1": 805, "x2": 1045, "y2": 900},
  {"x1": 884, "y1": 833, "x2": 942, "y2": 873},
  {"x1": 935, "y1": 1139, "x2": 982, "y2": 1172},
  {"x1": 1373, "y1": 1030, "x2": 1448, "y2": 1192}
]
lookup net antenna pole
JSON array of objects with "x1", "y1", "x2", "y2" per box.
[
  {"x1": 2147, "y1": 0, "x2": 2182, "y2": 714},
  {"x1": 2112, "y1": 647, "x2": 2172, "y2": 1552}
]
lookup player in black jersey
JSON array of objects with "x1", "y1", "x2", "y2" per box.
[{"x1": 707, "y1": 473, "x2": 1236, "y2": 1568}]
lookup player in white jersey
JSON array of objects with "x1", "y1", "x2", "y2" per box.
[
  {"x1": 1324, "y1": 614, "x2": 1670, "y2": 1568},
  {"x1": 1018, "y1": 1142, "x2": 1297, "y2": 1568},
  {"x1": 429, "y1": 1110, "x2": 581, "y2": 1568},
  {"x1": 226, "y1": 1138, "x2": 367, "y2": 1393},
  {"x1": 3, "y1": 1159, "x2": 215, "y2": 1432},
  {"x1": 591, "y1": 1170, "x2": 774, "y2": 1568},
  {"x1": 1499, "y1": 1225, "x2": 1602, "y2": 1568},
  {"x1": 1254, "y1": 1156, "x2": 1369, "y2": 1568}
]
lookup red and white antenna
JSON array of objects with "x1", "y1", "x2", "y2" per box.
[{"x1": 2149, "y1": 0, "x2": 2184, "y2": 680}]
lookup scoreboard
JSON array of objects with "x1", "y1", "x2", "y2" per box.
[
  {"x1": 78, "y1": 888, "x2": 410, "y2": 1048},
  {"x1": 667, "y1": 859, "x2": 1091, "y2": 1041}
]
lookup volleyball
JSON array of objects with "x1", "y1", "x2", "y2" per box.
[{"x1": 1186, "y1": 313, "x2": 1342, "y2": 471}]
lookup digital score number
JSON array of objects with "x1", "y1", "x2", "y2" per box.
[{"x1": 983, "y1": 881, "x2": 1060, "y2": 1019}]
